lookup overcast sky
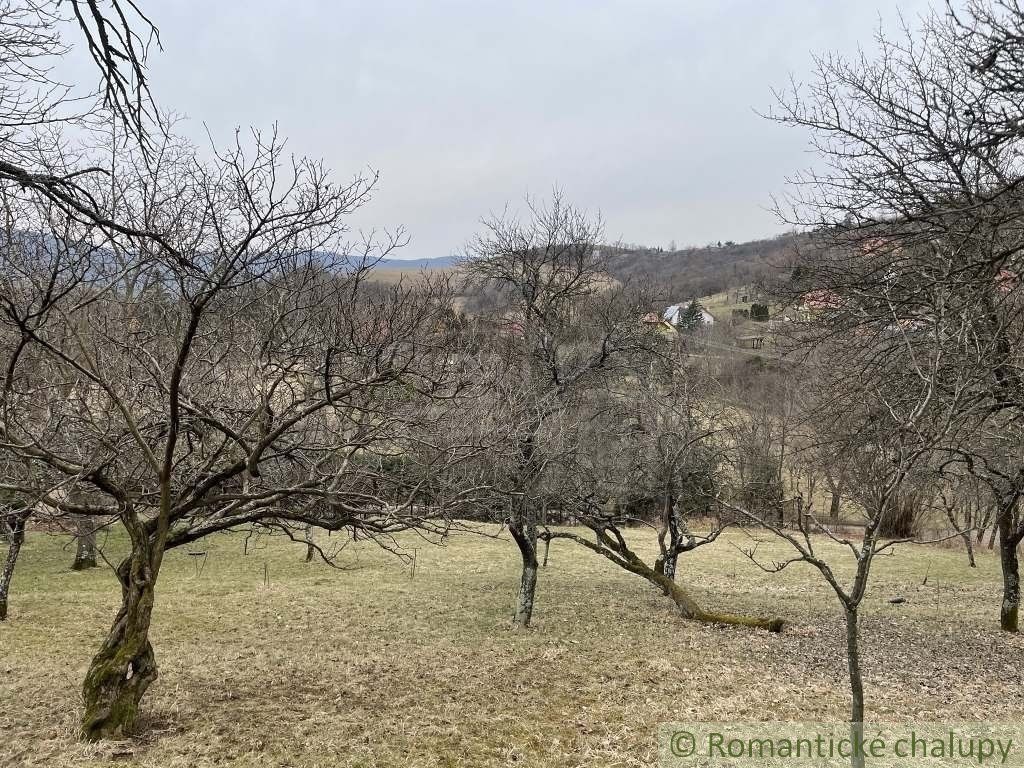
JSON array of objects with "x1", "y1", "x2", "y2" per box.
[{"x1": 120, "y1": 1, "x2": 933, "y2": 259}]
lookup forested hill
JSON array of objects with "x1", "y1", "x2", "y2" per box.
[
  {"x1": 369, "y1": 232, "x2": 807, "y2": 302},
  {"x1": 603, "y1": 231, "x2": 806, "y2": 300}
]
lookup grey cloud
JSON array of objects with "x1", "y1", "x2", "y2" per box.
[{"x1": 72, "y1": 0, "x2": 936, "y2": 257}]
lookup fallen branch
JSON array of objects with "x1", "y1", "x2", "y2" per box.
[{"x1": 541, "y1": 528, "x2": 784, "y2": 632}]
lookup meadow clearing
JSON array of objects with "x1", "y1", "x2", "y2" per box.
[{"x1": 2, "y1": 525, "x2": 1021, "y2": 767}]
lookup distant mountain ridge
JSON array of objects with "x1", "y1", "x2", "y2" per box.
[
  {"x1": 375, "y1": 256, "x2": 459, "y2": 270},
  {"x1": 371, "y1": 233, "x2": 804, "y2": 294}
]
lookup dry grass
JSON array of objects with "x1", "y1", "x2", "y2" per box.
[
  {"x1": 365, "y1": 268, "x2": 457, "y2": 286},
  {"x1": 695, "y1": 290, "x2": 754, "y2": 323},
  {"x1": 1, "y1": 525, "x2": 1022, "y2": 767}
]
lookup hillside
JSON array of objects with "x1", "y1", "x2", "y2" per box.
[
  {"x1": 356, "y1": 256, "x2": 458, "y2": 285},
  {"x1": 375, "y1": 256, "x2": 459, "y2": 270},
  {"x1": 603, "y1": 231, "x2": 805, "y2": 301},
  {"x1": 364, "y1": 232, "x2": 806, "y2": 301}
]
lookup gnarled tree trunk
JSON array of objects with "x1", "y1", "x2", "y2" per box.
[
  {"x1": 509, "y1": 512, "x2": 539, "y2": 627},
  {"x1": 81, "y1": 542, "x2": 160, "y2": 741},
  {"x1": 660, "y1": 551, "x2": 678, "y2": 582},
  {"x1": 649, "y1": 558, "x2": 783, "y2": 631},
  {"x1": 656, "y1": 490, "x2": 680, "y2": 582},
  {"x1": 547, "y1": 527, "x2": 784, "y2": 632},
  {"x1": 0, "y1": 510, "x2": 29, "y2": 621}
]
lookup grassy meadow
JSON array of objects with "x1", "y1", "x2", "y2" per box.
[{"x1": 1, "y1": 525, "x2": 1022, "y2": 767}]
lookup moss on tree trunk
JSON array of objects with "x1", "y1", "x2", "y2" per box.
[
  {"x1": 546, "y1": 528, "x2": 784, "y2": 632},
  {"x1": 649, "y1": 561, "x2": 784, "y2": 632},
  {"x1": 81, "y1": 551, "x2": 160, "y2": 741}
]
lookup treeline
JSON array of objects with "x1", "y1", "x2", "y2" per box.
[
  {"x1": 602, "y1": 233, "x2": 803, "y2": 300},
  {"x1": 457, "y1": 231, "x2": 807, "y2": 316}
]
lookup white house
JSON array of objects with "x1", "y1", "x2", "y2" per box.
[{"x1": 663, "y1": 303, "x2": 715, "y2": 328}]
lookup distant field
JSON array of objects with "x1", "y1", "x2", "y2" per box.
[
  {"x1": 695, "y1": 288, "x2": 768, "y2": 323},
  {"x1": 366, "y1": 267, "x2": 458, "y2": 285},
  {"x1": 2, "y1": 526, "x2": 1021, "y2": 767}
]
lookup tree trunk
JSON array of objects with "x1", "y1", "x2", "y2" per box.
[
  {"x1": 829, "y1": 488, "x2": 842, "y2": 519},
  {"x1": 304, "y1": 524, "x2": 315, "y2": 563},
  {"x1": 72, "y1": 518, "x2": 98, "y2": 570},
  {"x1": 650, "y1": 561, "x2": 783, "y2": 631},
  {"x1": 943, "y1": 505, "x2": 976, "y2": 568},
  {"x1": 845, "y1": 606, "x2": 866, "y2": 768},
  {"x1": 964, "y1": 530, "x2": 977, "y2": 569},
  {"x1": 509, "y1": 516, "x2": 538, "y2": 628},
  {"x1": 662, "y1": 551, "x2": 678, "y2": 582},
  {"x1": 658, "y1": 490, "x2": 680, "y2": 582},
  {"x1": 556, "y1": 529, "x2": 784, "y2": 632},
  {"x1": 0, "y1": 511, "x2": 28, "y2": 621},
  {"x1": 997, "y1": 510, "x2": 1020, "y2": 633},
  {"x1": 81, "y1": 546, "x2": 160, "y2": 741},
  {"x1": 976, "y1": 503, "x2": 994, "y2": 546}
]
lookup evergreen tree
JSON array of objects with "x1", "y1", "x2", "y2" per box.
[{"x1": 678, "y1": 300, "x2": 706, "y2": 330}]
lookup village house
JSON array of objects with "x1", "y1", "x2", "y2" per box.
[{"x1": 663, "y1": 302, "x2": 715, "y2": 328}]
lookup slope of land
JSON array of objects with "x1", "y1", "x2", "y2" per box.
[
  {"x1": 604, "y1": 232, "x2": 805, "y2": 301},
  {"x1": 2, "y1": 527, "x2": 1020, "y2": 767}
]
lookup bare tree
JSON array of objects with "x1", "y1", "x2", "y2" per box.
[
  {"x1": 540, "y1": 359, "x2": 785, "y2": 632},
  {"x1": 932, "y1": 467, "x2": 989, "y2": 568},
  {"x1": 768, "y1": 1, "x2": 1024, "y2": 632},
  {"x1": 461, "y1": 192, "x2": 653, "y2": 628},
  {"x1": 0, "y1": 1, "x2": 163, "y2": 214},
  {"x1": 0, "y1": 127, "x2": 478, "y2": 740},
  {"x1": 0, "y1": 496, "x2": 30, "y2": 620},
  {"x1": 733, "y1": 363, "x2": 949, "y2": 768}
]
